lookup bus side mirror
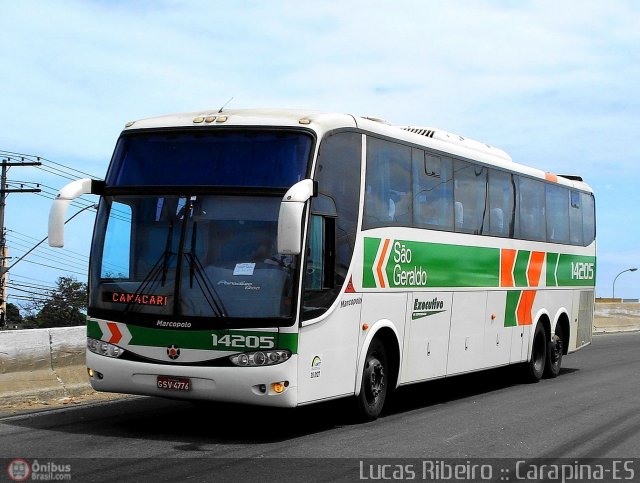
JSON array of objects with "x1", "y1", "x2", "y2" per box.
[
  {"x1": 277, "y1": 179, "x2": 317, "y2": 255},
  {"x1": 48, "y1": 178, "x2": 104, "y2": 247}
]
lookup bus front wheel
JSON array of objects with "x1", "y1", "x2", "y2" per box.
[
  {"x1": 355, "y1": 339, "x2": 388, "y2": 421},
  {"x1": 525, "y1": 323, "x2": 547, "y2": 382}
]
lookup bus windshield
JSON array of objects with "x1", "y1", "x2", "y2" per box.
[
  {"x1": 106, "y1": 130, "x2": 312, "y2": 188},
  {"x1": 90, "y1": 194, "x2": 296, "y2": 326}
]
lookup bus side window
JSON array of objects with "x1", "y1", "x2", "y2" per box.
[
  {"x1": 454, "y1": 160, "x2": 486, "y2": 235},
  {"x1": 545, "y1": 184, "x2": 570, "y2": 244},
  {"x1": 516, "y1": 176, "x2": 546, "y2": 242},
  {"x1": 582, "y1": 192, "x2": 595, "y2": 245},
  {"x1": 364, "y1": 137, "x2": 411, "y2": 227},
  {"x1": 484, "y1": 169, "x2": 515, "y2": 237},
  {"x1": 412, "y1": 150, "x2": 454, "y2": 231},
  {"x1": 305, "y1": 215, "x2": 326, "y2": 291},
  {"x1": 569, "y1": 190, "x2": 583, "y2": 245}
]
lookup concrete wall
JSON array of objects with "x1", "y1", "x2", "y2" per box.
[{"x1": 0, "y1": 326, "x2": 90, "y2": 404}]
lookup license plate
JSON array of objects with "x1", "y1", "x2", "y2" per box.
[{"x1": 157, "y1": 375, "x2": 191, "y2": 392}]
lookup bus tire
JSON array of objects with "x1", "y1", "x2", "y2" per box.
[
  {"x1": 544, "y1": 326, "x2": 564, "y2": 379},
  {"x1": 355, "y1": 338, "x2": 388, "y2": 421},
  {"x1": 525, "y1": 323, "x2": 547, "y2": 383}
]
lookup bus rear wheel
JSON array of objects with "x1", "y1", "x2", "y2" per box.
[
  {"x1": 355, "y1": 339, "x2": 388, "y2": 421},
  {"x1": 544, "y1": 326, "x2": 564, "y2": 379},
  {"x1": 524, "y1": 323, "x2": 547, "y2": 383}
]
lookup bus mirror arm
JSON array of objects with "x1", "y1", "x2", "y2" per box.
[
  {"x1": 277, "y1": 179, "x2": 317, "y2": 255},
  {"x1": 48, "y1": 178, "x2": 104, "y2": 248}
]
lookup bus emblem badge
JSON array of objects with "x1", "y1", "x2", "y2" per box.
[{"x1": 167, "y1": 345, "x2": 181, "y2": 360}]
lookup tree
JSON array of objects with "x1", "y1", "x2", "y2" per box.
[
  {"x1": 29, "y1": 276, "x2": 88, "y2": 328},
  {"x1": 5, "y1": 303, "x2": 23, "y2": 324}
]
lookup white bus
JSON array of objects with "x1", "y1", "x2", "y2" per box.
[{"x1": 49, "y1": 109, "x2": 595, "y2": 420}]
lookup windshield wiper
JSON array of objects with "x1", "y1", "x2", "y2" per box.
[
  {"x1": 161, "y1": 220, "x2": 175, "y2": 285},
  {"x1": 186, "y1": 221, "x2": 228, "y2": 318},
  {"x1": 123, "y1": 221, "x2": 175, "y2": 316},
  {"x1": 123, "y1": 249, "x2": 174, "y2": 316}
]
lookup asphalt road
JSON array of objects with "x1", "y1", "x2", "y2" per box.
[{"x1": 1, "y1": 332, "x2": 639, "y2": 482}]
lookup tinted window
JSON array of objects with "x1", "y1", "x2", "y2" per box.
[
  {"x1": 413, "y1": 150, "x2": 454, "y2": 231},
  {"x1": 454, "y1": 160, "x2": 487, "y2": 234},
  {"x1": 582, "y1": 192, "x2": 596, "y2": 245},
  {"x1": 517, "y1": 177, "x2": 546, "y2": 241},
  {"x1": 546, "y1": 184, "x2": 570, "y2": 244},
  {"x1": 364, "y1": 138, "x2": 412, "y2": 228},
  {"x1": 107, "y1": 130, "x2": 313, "y2": 188},
  {"x1": 485, "y1": 169, "x2": 515, "y2": 237},
  {"x1": 569, "y1": 190, "x2": 583, "y2": 245}
]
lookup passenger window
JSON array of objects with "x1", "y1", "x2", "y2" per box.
[
  {"x1": 582, "y1": 193, "x2": 595, "y2": 245},
  {"x1": 453, "y1": 160, "x2": 487, "y2": 234},
  {"x1": 569, "y1": 190, "x2": 583, "y2": 245},
  {"x1": 412, "y1": 150, "x2": 454, "y2": 231},
  {"x1": 516, "y1": 177, "x2": 546, "y2": 241},
  {"x1": 545, "y1": 184, "x2": 570, "y2": 243},
  {"x1": 305, "y1": 215, "x2": 326, "y2": 291},
  {"x1": 364, "y1": 137, "x2": 412, "y2": 227},
  {"x1": 485, "y1": 169, "x2": 515, "y2": 237}
]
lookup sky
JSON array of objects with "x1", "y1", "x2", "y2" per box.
[{"x1": 0, "y1": 0, "x2": 639, "y2": 307}]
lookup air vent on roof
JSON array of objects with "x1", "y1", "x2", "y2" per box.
[
  {"x1": 558, "y1": 174, "x2": 584, "y2": 181},
  {"x1": 404, "y1": 127, "x2": 436, "y2": 138},
  {"x1": 401, "y1": 126, "x2": 512, "y2": 162}
]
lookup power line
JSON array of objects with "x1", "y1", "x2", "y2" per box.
[
  {"x1": 9, "y1": 273, "x2": 59, "y2": 286},
  {"x1": 7, "y1": 235, "x2": 91, "y2": 265},
  {"x1": 0, "y1": 150, "x2": 100, "y2": 179},
  {"x1": 7, "y1": 244, "x2": 89, "y2": 272},
  {"x1": 18, "y1": 259, "x2": 87, "y2": 277}
]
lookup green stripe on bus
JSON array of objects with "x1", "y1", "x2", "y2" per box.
[
  {"x1": 87, "y1": 320, "x2": 103, "y2": 340},
  {"x1": 504, "y1": 291, "x2": 520, "y2": 327},
  {"x1": 363, "y1": 237, "x2": 499, "y2": 288},
  {"x1": 363, "y1": 238, "x2": 595, "y2": 289},
  {"x1": 555, "y1": 254, "x2": 596, "y2": 287},
  {"x1": 546, "y1": 252, "x2": 560, "y2": 287},
  {"x1": 278, "y1": 333, "x2": 299, "y2": 353},
  {"x1": 88, "y1": 323, "x2": 298, "y2": 353},
  {"x1": 514, "y1": 250, "x2": 530, "y2": 287},
  {"x1": 363, "y1": 237, "x2": 382, "y2": 288}
]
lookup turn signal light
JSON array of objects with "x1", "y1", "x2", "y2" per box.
[{"x1": 271, "y1": 381, "x2": 289, "y2": 393}]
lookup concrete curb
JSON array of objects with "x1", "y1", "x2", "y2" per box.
[{"x1": 0, "y1": 327, "x2": 92, "y2": 406}]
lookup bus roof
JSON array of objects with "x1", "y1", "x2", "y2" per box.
[{"x1": 123, "y1": 108, "x2": 592, "y2": 193}]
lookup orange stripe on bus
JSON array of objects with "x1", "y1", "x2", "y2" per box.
[
  {"x1": 545, "y1": 172, "x2": 559, "y2": 183},
  {"x1": 376, "y1": 239, "x2": 390, "y2": 288},
  {"x1": 517, "y1": 290, "x2": 536, "y2": 325},
  {"x1": 500, "y1": 249, "x2": 517, "y2": 287},
  {"x1": 527, "y1": 251, "x2": 545, "y2": 287}
]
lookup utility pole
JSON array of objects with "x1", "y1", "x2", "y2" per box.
[{"x1": 0, "y1": 157, "x2": 42, "y2": 329}]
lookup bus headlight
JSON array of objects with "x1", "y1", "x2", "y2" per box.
[
  {"x1": 229, "y1": 350, "x2": 290, "y2": 367},
  {"x1": 87, "y1": 337, "x2": 124, "y2": 358}
]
